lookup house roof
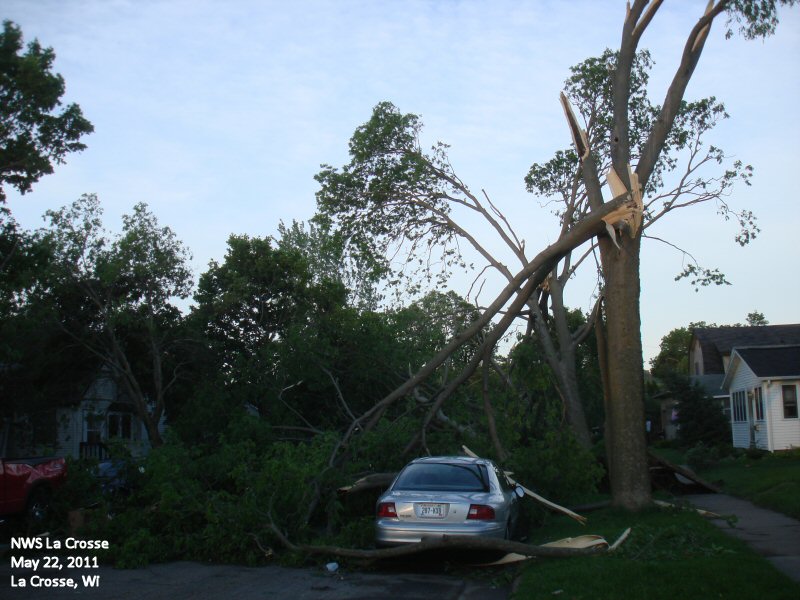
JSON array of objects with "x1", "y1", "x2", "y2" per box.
[
  {"x1": 734, "y1": 346, "x2": 800, "y2": 378},
  {"x1": 692, "y1": 324, "x2": 800, "y2": 374},
  {"x1": 722, "y1": 345, "x2": 800, "y2": 391},
  {"x1": 690, "y1": 374, "x2": 726, "y2": 397}
]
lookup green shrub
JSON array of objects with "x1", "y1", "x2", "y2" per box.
[
  {"x1": 665, "y1": 374, "x2": 729, "y2": 448},
  {"x1": 60, "y1": 404, "x2": 606, "y2": 566},
  {"x1": 686, "y1": 443, "x2": 719, "y2": 470},
  {"x1": 506, "y1": 431, "x2": 603, "y2": 504},
  {"x1": 745, "y1": 446, "x2": 767, "y2": 460}
]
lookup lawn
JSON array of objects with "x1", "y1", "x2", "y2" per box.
[
  {"x1": 700, "y1": 454, "x2": 800, "y2": 519},
  {"x1": 513, "y1": 506, "x2": 800, "y2": 600},
  {"x1": 650, "y1": 446, "x2": 800, "y2": 519}
]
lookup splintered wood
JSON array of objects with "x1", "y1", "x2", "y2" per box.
[
  {"x1": 558, "y1": 93, "x2": 644, "y2": 249},
  {"x1": 559, "y1": 92, "x2": 590, "y2": 161},
  {"x1": 605, "y1": 164, "x2": 643, "y2": 246}
]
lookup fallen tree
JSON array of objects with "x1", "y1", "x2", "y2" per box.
[
  {"x1": 314, "y1": 1, "x2": 795, "y2": 512},
  {"x1": 262, "y1": 523, "x2": 630, "y2": 564}
]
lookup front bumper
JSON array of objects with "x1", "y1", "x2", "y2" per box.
[{"x1": 375, "y1": 518, "x2": 505, "y2": 546}]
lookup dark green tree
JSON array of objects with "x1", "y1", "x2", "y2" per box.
[
  {"x1": 666, "y1": 374, "x2": 729, "y2": 448},
  {"x1": 650, "y1": 326, "x2": 693, "y2": 380},
  {"x1": 191, "y1": 233, "x2": 346, "y2": 420},
  {"x1": 0, "y1": 21, "x2": 93, "y2": 202},
  {"x1": 746, "y1": 310, "x2": 768, "y2": 326},
  {"x1": 36, "y1": 195, "x2": 192, "y2": 447}
]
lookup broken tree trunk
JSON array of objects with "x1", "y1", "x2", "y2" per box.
[
  {"x1": 647, "y1": 450, "x2": 722, "y2": 493},
  {"x1": 267, "y1": 524, "x2": 614, "y2": 562},
  {"x1": 337, "y1": 473, "x2": 397, "y2": 495}
]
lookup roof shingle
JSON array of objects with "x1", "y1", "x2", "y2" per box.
[
  {"x1": 693, "y1": 324, "x2": 800, "y2": 374},
  {"x1": 735, "y1": 346, "x2": 800, "y2": 378}
]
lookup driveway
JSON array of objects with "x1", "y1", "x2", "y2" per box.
[{"x1": 0, "y1": 559, "x2": 509, "y2": 599}]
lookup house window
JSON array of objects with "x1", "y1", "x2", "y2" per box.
[
  {"x1": 732, "y1": 390, "x2": 747, "y2": 422},
  {"x1": 783, "y1": 385, "x2": 798, "y2": 419},
  {"x1": 108, "y1": 412, "x2": 136, "y2": 440},
  {"x1": 754, "y1": 387, "x2": 764, "y2": 421},
  {"x1": 84, "y1": 411, "x2": 103, "y2": 444}
]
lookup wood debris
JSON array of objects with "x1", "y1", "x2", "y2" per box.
[
  {"x1": 559, "y1": 92, "x2": 590, "y2": 161},
  {"x1": 647, "y1": 450, "x2": 722, "y2": 493},
  {"x1": 605, "y1": 164, "x2": 643, "y2": 239},
  {"x1": 653, "y1": 500, "x2": 721, "y2": 519},
  {"x1": 337, "y1": 473, "x2": 396, "y2": 495},
  {"x1": 472, "y1": 528, "x2": 632, "y2": 566}
]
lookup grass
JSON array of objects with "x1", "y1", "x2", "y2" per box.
[
  {"x1": 650, "y1": 445, "x2": 800, "y2": 519},
  {"x1": 513, "y1": 506, "x2": 800, "y2": 599}
]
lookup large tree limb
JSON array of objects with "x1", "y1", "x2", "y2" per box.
[
  {"x1": 325, "y1": 191, "x2": 635, "y2": 471},
  {"x1": 418, "y1": 266, "x2": 547, "y2": 452},
  {"x1": 361, "y1": 192, "x2": 631, "y2": 425},
  {"x1": 636, "y1": 0, "x2": 728, "y2": 187},
  {"x1": 265, "y1": 523, "x2": 609, "y2": 562}
]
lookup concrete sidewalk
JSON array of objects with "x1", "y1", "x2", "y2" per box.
[{"x1": 687, "y1": 493, "x2": 800, "y2": 583}]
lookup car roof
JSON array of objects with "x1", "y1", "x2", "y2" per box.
[{"x1": 409, "y1": 455, "x2": 492, "y2": 466}]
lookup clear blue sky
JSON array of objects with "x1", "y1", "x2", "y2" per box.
[{"x1": 4, "y1": 0, "x2": 799, "y2": 364}]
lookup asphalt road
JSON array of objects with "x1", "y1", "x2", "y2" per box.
[{"x1": 0, "y1": 559, "x2": 510, "y2": 600}]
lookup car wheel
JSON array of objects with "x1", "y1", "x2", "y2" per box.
[{"x1": 26, "y1": 486, "x2": 52, "y2": 527}]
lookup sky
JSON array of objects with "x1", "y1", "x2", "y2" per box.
[{"x1": 4, "y1": 0, "x2": 799, "y2": 365}]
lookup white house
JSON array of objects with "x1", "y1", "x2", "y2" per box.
[
  {"x1": 49, "y1": 367, "x2": 165, "y2": 460},
  {"x1": 721, "y1": 346, "x2": 800, "y2": 451}
]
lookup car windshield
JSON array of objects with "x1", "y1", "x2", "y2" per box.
[{"x1": 392, "y1": 462, "x2": 489, "y2": 492}]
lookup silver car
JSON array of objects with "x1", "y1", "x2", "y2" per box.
[{"x1": 375, "y1": 456, "x2": 524, "y2": 546}]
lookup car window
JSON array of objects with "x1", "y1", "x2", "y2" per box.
[{"x1": 393, "y1": 463, "x2": 489, "y2": 492}]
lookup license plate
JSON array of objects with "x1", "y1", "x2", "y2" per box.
[{"x1": 417, "y1": 503, "x2": 448, "y2": 518}]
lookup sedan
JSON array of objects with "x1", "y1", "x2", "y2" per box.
[{"x1": 375, "y1": 456, "x2": 524, "y2": 546}]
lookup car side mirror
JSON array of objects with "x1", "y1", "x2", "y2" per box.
[{"x1": 514, "y1": 485, "x2": 525, "y2": 499}]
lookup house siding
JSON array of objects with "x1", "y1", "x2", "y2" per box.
[
  {"x1": 728, "y1": 361, "x2": 765, "y2": 449},
  {"x1": 690, "y1": 340, "x2": 704, "y2": 375},
  {"x1": 54, "y1": 369, "x2": 162, "y2": 459},
  {"x1": 769, "y1": 381, "x2": 800, "y2": 450},
  {"x1": 55, "y1": 408, "x2": 82, "y2": 458},
  {"x1": 730, "y1": 420, "x2": 750, "y2": 448}
]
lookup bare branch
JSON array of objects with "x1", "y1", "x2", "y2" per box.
[
  {"x1": 637, "y1": 0, "x2": 729, "y2": 187},
  {"x1": 631, "y1": 0, "x2": 664, "y2": 43},
  {"x1": 329, "y1": 190, "x2": 635, "y2": 467},
  {"x1": 321, "y1": 366, "x2": 357, "y2": 423},
  {"x1": 572, "y1": 295, "x2": 604, "y2": 346}
]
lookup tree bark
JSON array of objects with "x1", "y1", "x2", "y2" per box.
[
  {"x1": 599, "y1": 235, "x2": 650, "y2": 510},
  {"x1": 591, "y1": 0, "x2": 730, "y2": 511},
  {"x1": 548, "y1": 275, "x2": 593, "y2": 448},
  {"x1": 482, "y1": 346, "x2": 506, "y2": 460}
]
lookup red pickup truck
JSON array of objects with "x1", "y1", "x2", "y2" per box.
[
  {"x1": 0, "y1": 421, "x2": 67, "y2": 521},
  {"x1": 0, "y1": 455, "x2": 67, "y2": 520}
]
